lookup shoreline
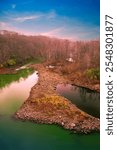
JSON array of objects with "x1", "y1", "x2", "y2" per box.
[{"x1": 15, "y1": 64, "x2": 100, "y2": 134}]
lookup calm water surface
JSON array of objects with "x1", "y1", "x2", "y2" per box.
[
  {"x1": 56, "y1": 84, "x2": 100, "y2": 118},
  {"x1": 0, "y1": 72, "x2": 99, "y2": 150}
]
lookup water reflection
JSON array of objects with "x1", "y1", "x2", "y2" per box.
[
  {"x1": 56, "y1": 84, "x2": 100, "y2": 118},
  {"x1": 0, "y1": 69, "x2": 33, "y2": 89},
  {"x1": 0, "y1": 72, "x2": 38, "y2": 115}
]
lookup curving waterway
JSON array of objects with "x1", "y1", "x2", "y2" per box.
[{"x1": 0, "y1": 71, "x2": 99, "y2": 150}]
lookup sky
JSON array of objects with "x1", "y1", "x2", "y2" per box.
[{"x1": 0, "y1": 0, "x2": 100, "y2": 41}]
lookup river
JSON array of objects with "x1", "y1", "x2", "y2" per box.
[{"x1": 0, "y1": 70, "x2": 99, "y2": 150}]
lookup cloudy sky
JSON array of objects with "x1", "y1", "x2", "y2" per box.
[{"x1": 0, "y1": 0, "x2": 100, "y2": 40}]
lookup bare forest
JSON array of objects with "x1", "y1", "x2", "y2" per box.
[{"x1": 0, "y1": 30, "x2": 99, "y2": 71}]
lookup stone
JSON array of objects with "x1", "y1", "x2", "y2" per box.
[
  {"x1": 61, "y1": 122, "x2": 64, "y2": 126},
  {"x1": 70, "y1": 123, "x2": 76, "y2": 127}
]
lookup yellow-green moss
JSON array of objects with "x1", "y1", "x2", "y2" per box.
[{"x1": 32, "y1": 95, "x2": 68, "y2": 107}]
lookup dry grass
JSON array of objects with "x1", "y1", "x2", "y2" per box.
[
  {"x1": 60, "y1": 63, "x2": 80, "y2": 74},
  {"x1": 31, "y1": 95, "x2": 86, "y2": 119}
]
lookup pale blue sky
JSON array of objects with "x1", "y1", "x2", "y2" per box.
[{"x1": 0, "y1": 0, "x2": 100, "y2": 40}]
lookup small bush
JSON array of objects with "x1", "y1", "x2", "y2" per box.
[
  {"x1": 85, "y1": 68, "x2": 100, "y2": 80},
  {"x1": 7, "y1": 59, "x2": 16, "y2": 66}
]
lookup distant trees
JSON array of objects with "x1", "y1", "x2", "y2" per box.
[
  {"x1": 74, "y1": 41, "x2": 100, "y2": 70},
  {"x1": 0, "y1": 30, "x2": 100, "y2": 69}
]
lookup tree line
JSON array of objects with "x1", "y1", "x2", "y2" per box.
[{"x1": 0, "y1": 30, "x2": 99, "y2": 69}]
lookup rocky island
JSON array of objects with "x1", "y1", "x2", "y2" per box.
[{"x1": 15, "y1": 64, "x2": 100, "y2": 134}]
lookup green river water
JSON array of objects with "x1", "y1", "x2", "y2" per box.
[{"x1": 0, "y1": 69, "x2": 99, "y2": 150}]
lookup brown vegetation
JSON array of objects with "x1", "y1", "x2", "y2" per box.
[{"x1": 0, "y1": 30, "x2": 99, "y2": 71}]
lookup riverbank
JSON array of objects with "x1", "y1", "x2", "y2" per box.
[
  {"x1": 15, "y1": 64, "x2": 99, "y2": 134},
  {"x1": 0, "y1": 64, "x2": 30, "y2": 74},
  {"x1": 0, "y1": 62, "x2": 100, "y2": 92},
  {"x1": 0, "y1": 67, "x2": 17, "y2": 74},
  {"x1": 43, "y1": 62, "x2": 100, "y2": 92}
]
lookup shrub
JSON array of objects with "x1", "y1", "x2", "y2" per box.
[
  {"x1": 85, "y1": 68, "x2": 100, "y2": 80},
  {"x1": 7, "y1": 59, "x2": 16, "y2": 66}
]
